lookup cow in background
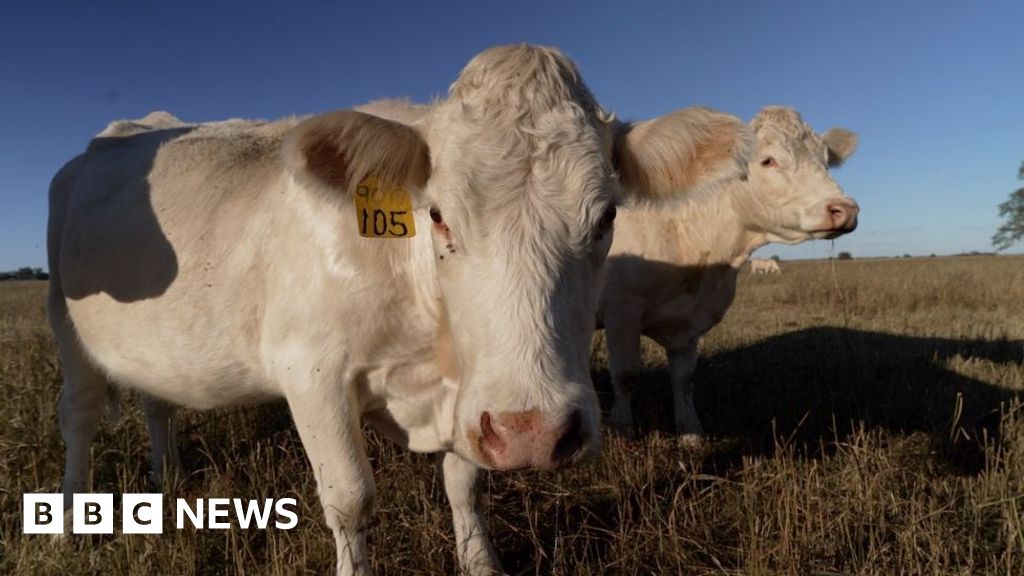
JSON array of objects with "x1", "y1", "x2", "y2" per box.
[
  {"x1": 750, "y1": 258, "x2": 782, "y2": 275},
  {"x1": 598, "y1": 106, "x2": 858, "y2": 441}
]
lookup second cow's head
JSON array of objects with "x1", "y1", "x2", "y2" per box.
[
  {"x1": 744, "y1": 106, "x2": 860, "y2": 243},
  {"x1": 284, "y1": 45, "x2": 754, "y2": 471}
]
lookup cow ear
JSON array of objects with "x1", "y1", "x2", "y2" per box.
[
  {"x1": 822, "y1": 128, "x2": 857, "y2": 168},
  {"x1": 285, "y1": 110, "x2": 431, "y2": 198},
  {"x1": 614, "y1": 107, "x2": 754, "y2": 200}
]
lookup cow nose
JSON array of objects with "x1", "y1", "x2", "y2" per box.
[
  {"x1": 827, "y1": 198, "x2": 860, "y2": 231},
  {"x1": 478, "y1": 410, "x2": 587, "y2": 470}
]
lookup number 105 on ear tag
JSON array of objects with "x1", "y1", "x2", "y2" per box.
[{"x1": 354, "y1": 175, "x2": 416, "y2": 238}]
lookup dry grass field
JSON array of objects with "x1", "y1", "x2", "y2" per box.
[{"x1": 2, "y1": 255, "x2": 1022, "y2": 575}]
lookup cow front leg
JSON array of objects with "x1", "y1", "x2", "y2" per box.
[
  {"x1": 54, "y1": 332, "x2": 107, "y2": 516},
  {"x1": 142, "y1": 395, "x2": 181, "y2": 487},
  {"x1": 604, "y1": 314, "x2": 643, "y2": 438},
  {"x1": 668, "y1": 340, "x2": 703, "y2": 442},
  {"x1": 438, "y1": 452, "x2": 502, "y2": 575},
  {"x1": 286, "y1": 385, "x2": 375, "y2": 576}
]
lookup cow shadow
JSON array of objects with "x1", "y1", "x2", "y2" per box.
[
  {"x1": 593, "y1": 328, "x2": 1024, "y2": 474},
  {"x1": 59, "y1": 126, "x2": 193, "y2": 302}
]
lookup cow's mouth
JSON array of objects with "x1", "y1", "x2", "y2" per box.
[
  {"x1": 810, "y1": 221, "x2": 857, "y2": 240},
  {"x1": 815, "y1": 229, "x2": 846, "y2": 240}
]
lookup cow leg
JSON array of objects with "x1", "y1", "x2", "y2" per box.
[
  {"x1": 52, "y1": 318, "x2": 106, "y2": 514},
  {"x1": 668, "y1": 340, "x2": 704, "y2": 442},
  {"x1": 604, "y1": 314, "x2": 643, "y2": 438},
  {"x1": 142, "y1": 395, "x2": 181, "y2": 486},
  {"x1": 286, "y1": 385, "x2": 374, "y2": 576},
  {"x1": 438, "y1": 452, "x2": 502, "y2": 575}
]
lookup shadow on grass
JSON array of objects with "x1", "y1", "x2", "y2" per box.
[
  {"x1": 101, "y1": 329, "x2": 1021, "y2": 575},
  {"x1": 594, "y1": 327, "x2": 1024, "y2": 475}
]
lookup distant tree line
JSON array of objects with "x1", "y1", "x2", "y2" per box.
[{"x1": 0, "y1": 267, "x2": 49, "y2": 281}]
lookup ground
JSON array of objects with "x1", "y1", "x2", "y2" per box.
[{"x1": 1, "y1": 255, "x2": 1022, "y2": 575}]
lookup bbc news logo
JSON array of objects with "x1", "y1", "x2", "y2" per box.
[{"x1": 23, "y1": 494, "x2": 298, "y2": 534}]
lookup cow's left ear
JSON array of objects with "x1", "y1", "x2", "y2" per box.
[
  {"x1": 822, "y1": 128, "x2": 858, "y2": 168},
  {"x1": 613, "y1": 107, "x2": 755, "y2": 200},
  {"x1": 284, "y1": 110, "x2": 431, "y2": 200}
]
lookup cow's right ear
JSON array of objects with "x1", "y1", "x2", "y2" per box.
[
  {"x1": 614, "y1": 107, "x2": 754, "y2": 200},
  {"x1": 284, "y1": 110, "x2": 431, "y2": 197}
]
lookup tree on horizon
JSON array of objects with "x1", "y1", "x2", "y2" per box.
[{"x1": 992, "y1": 162, "x2": 1024, "y2": 250}]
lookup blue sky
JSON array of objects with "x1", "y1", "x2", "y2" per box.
[{"x1": 2, "y1": 1, "x2": 1022, "y2": 269}]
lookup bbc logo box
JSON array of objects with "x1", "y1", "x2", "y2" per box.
[
  {"x1": 22, "y1": 494, "x2": 64, "y2": 534},
  {"x1": 23, "y1": 493, "x2": 163, "y2": 534}
]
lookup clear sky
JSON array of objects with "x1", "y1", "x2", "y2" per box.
[{"x1": 2, "y1": 1, "x2": 1022, "y2": 270}]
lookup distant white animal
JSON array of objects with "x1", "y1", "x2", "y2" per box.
[
  {"x1": 750, "y1": 258, "x2": 782, "y2": 275},
  {"x1": 47, "y1": 44, "x2": 753, "y2": 576},
  {"x1": 597, "y1": 106, "x2": 859, "y2": 441}
]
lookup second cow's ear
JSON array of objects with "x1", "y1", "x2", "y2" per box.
[
  {"x1": 285, "y1": 110, "x2": 431, "y2": 198},
  {"x1": 822, "y1": 128, "x2": 858, "y2": 168},
  {"x1": 614, "y1": 107, "x2": 754, "y2": 200}
]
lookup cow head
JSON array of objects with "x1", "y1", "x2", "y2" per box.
[
  {"x1": 741, "y1": 106, "x2": 859, "y2": 243},
  {"x1": 285, "y1": 44, "x2": 753, "y2": 471}
]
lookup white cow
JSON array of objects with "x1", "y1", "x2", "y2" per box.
[
  {"x1": 597, "y1": 106, "x2": 859, "y2": 441},
  {"x1": 750, "y1": 258, "x2": 782, "y2": 274},
  {"x1": 47, "y1": 44, "x2": 754, "y2": 575}
]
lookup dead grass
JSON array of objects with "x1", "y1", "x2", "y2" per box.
[{"x1": 1, "y1": 255, "x2": 1022, "y2": 575}]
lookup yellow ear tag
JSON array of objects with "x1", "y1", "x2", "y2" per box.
[{"x1": 353, "y1": 174, "x2": 416, "y2": 238}]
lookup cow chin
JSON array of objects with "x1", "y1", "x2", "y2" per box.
[
  {"x1": 815, "y1": 229, "x2": 848, "y2": 240},
  {"x1": 766, "y1": 227, "x2": 815, "y2": 245},
  {"x1": 807, "y1": 219, "x2": 857, "y2": 240}
]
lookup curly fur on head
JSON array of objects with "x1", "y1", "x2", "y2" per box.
[
  {"x1": 752, "y1": 106, "x2": 857, "y2": 168},
  {"x1": 448, "y1": 44, "x2": 612, "y2": 126},
  {"x1": 751, "y1": 106, "x2": 808, "y2": 138}
]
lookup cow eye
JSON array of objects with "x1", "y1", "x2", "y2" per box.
[
  {"x1": 429, "y1": 206, "x2": 443, "y2": 224},
  {"x1": 600, "y1": 205, "x2": 617, "y2": 228},
  {"x1": 760, "y1": 157, "x2": 779, "y2": 168},
  {"x1": 595, "y1": 205, "x2": 617, "y2": 240}
]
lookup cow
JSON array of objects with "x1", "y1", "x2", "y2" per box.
[
  {"x1": 597, "y1": 106, "x2": 858, "y2": 441},
  {"x1": 750, "y1": 258, "x2": 782, "y2": 275},
  {"x1": 47, "y1": 44, "x2": 754, "y2": 575}
]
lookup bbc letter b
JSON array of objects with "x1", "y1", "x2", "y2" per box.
[{"x1": 23, "y1": 494, "x2": 63, "y2": 534}]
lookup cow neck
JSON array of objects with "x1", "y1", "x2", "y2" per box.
[
  {"x1": 403, "y1": 223, "x2": 447, "y2": 325},
  {"x1": 664, "y1": 179, "x2": 767, "y2": 270}
]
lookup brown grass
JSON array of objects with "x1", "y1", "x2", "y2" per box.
[{"x1": 1, "y1": 255, "x2": 1022, "y2": 575}]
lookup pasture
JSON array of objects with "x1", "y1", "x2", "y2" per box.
[{"x1": 1, "y1": 255, "x2": 1022, "y2": 575}]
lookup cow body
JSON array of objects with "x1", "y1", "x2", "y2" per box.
[
  {"x1": 598, "y1": 107, "x2": 859, "y2": 440},
  {"x1": 750, "y1": 258, "x2": 782, "y2": 274},
  {"x1": 48, "y1": 45, "x2": 753, "y2": 575}
]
